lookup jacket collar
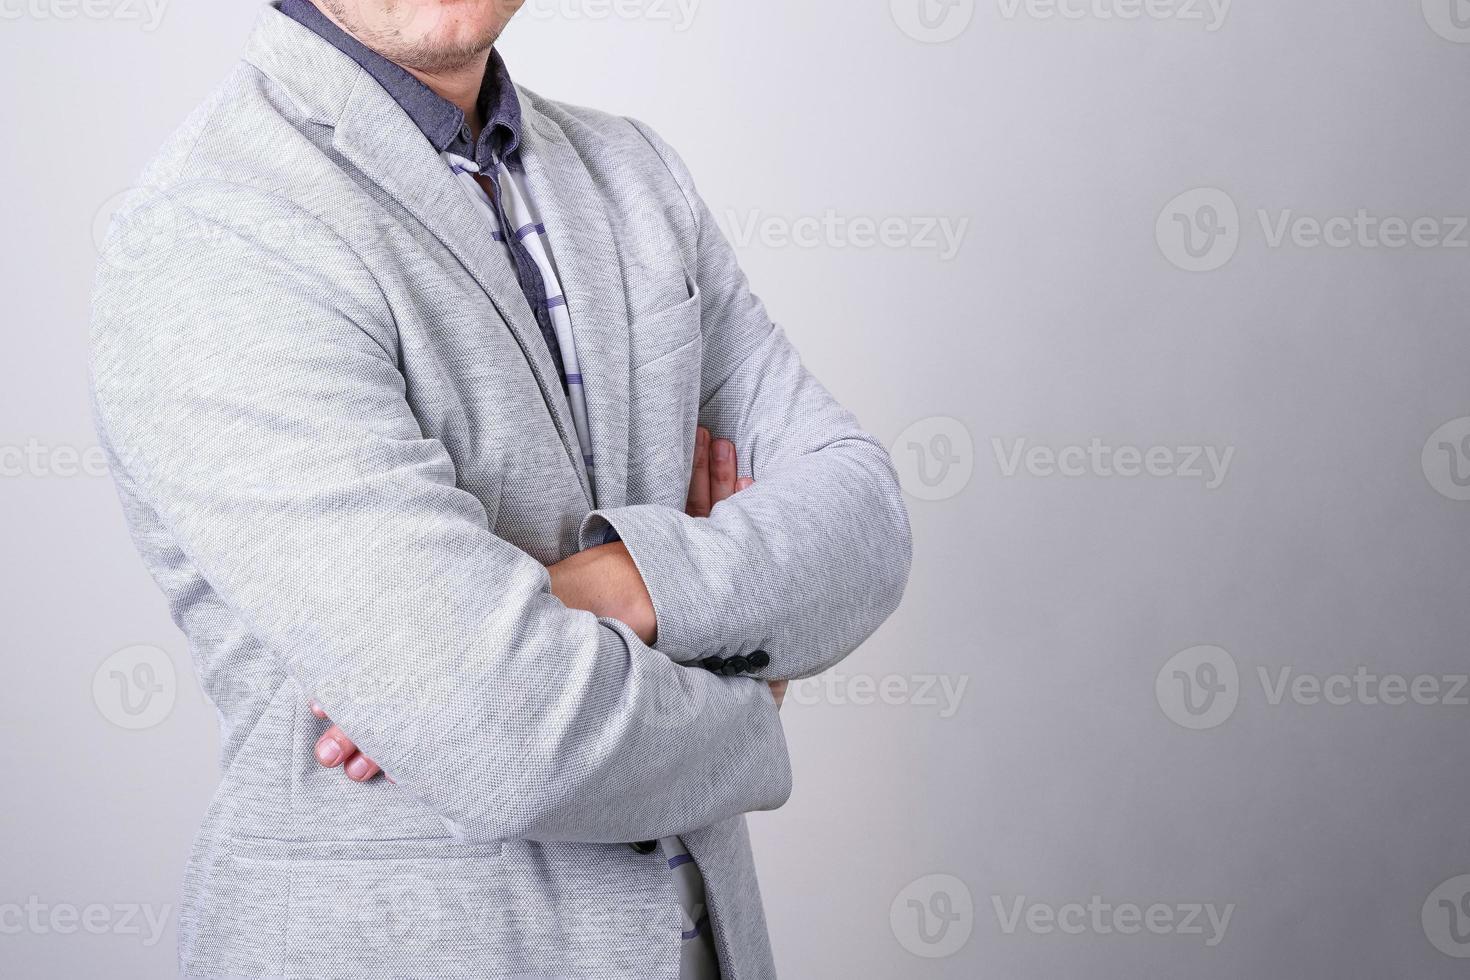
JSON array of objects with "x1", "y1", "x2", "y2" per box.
[
  {"x1": 243, "y1": 3, "x2": 601, "y2": 508},
  {"x1": 276, "y1": 0, "x2": 522, "y2": 165}
]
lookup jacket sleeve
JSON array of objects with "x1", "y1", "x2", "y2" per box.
[
  {"x1": 89, "y1": 181, "x2": 791, "y2": 844},
  {"x1": 577, "y1": 120, "x2": 914, "y2": 681}
]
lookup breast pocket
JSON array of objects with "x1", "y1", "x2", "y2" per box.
[{"x1": 626, "y1": 290, "x2": 704, "y2": 506}]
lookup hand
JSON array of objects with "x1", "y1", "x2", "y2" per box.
[
  {"x1": 546, "y1": 427, "x2": 754, "y2": 643},
  {"x1": 547, "y1": 540, "x2": 658, "y2": 644},
  {"x1": 769, "y1": 679, "x2": 788, "y2": 710},
  {"x1": 686, "y1": 426, "x2": 752, "y2": 518},
  {"x1": 309, "y1": 700, "x2": 387, "y2": 783}
]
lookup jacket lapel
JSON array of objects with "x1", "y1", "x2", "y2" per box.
[
  {"x1": 330, "y1": 77, "x2": 592, "y2": 507},
  {"x1": 516, "y1": 102, "x2": 632, "y2": 511}
]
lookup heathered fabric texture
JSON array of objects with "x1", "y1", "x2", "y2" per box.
[{"x1": 88, "y1": 5, "x2": 913, "y2": 978}]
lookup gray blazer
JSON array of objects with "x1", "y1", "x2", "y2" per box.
[{"x1": 88, "y1": 6, "x2": 912, "y2": 978}]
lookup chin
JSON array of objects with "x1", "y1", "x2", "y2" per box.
[{"x1": 415, "y1": 1, "x2": 509, "y2": 56}]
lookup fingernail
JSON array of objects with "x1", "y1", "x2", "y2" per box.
[
  {"x1": 697, "y1": 428, "x2": 709, "y2": 449},
  {"x1": 346, "y1": 756, "x2": 369, "y2": 780},
  {"x1": 316, "y1": 738, "x2": 342, "y2": 766},
  {"x1": 715, "y1": 441, "x2": 733, "y2": 461}
]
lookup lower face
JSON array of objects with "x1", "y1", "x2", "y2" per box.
[{"x1": 319, "y1": 0, "x2": 525, "y2": 71}]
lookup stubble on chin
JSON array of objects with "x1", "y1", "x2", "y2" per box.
[{"x1": 315, "y1": 0, "x2": 508, "y2": 73}]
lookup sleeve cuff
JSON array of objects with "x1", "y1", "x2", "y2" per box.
[{"x1": 578, "y1": 505, "x2": 744, "y2": 664}]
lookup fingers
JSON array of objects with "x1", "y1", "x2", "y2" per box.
[
  {"x1": 688, "y1": 429, "x2": 749, "y2": 515},
  {"x1": 686, "y1": 427, "x2": 712, "y2": 517},
  {"x1": 312, "y1": 711, "x2": 385, "y2": 782},
  {"x1": 314, "y1": 724, "x2": 356, "y2": 767},
  {"x1": 710, "y1": 438, "x2": 737, "y2": 506},
  {"x1": 769, "y1": 680, "x2": 788, "y2": 710},
  {"x1": 344, "y1": 753, "x2": 381, "y2": 782}
]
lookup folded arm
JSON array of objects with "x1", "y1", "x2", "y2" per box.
[
  {"x1": 580, "y1": 120, "x2": 915, "y2": 681},
  {"x1": 89, "y1": 184, "x2": 790, "y2": 843},
  {"x1": 317, "y1": 431, "x2": 786, "y2": 785}
]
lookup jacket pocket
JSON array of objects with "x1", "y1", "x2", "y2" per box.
[{"x1": 630, "y1": 286, "x2": 702, "y2": 371}]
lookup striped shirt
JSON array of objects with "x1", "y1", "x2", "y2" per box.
[
  {"x1": 447, "y1": 151, "x2": 596, "y2": 475},
  {"x1": 448, "y1": 149, "x2": 719, "y2": 980}
]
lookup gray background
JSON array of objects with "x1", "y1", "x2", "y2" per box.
[{"x1": 3, "y1": 0, "x2": 1469, "y2": 977}]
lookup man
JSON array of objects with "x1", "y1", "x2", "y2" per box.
[{"x1": 88, "y1": 1, "x2": 912, "y2": 977}]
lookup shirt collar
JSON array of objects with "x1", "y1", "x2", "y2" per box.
[{"x1": 279, "y1": 0, "x2": 522, "y2": 165}]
